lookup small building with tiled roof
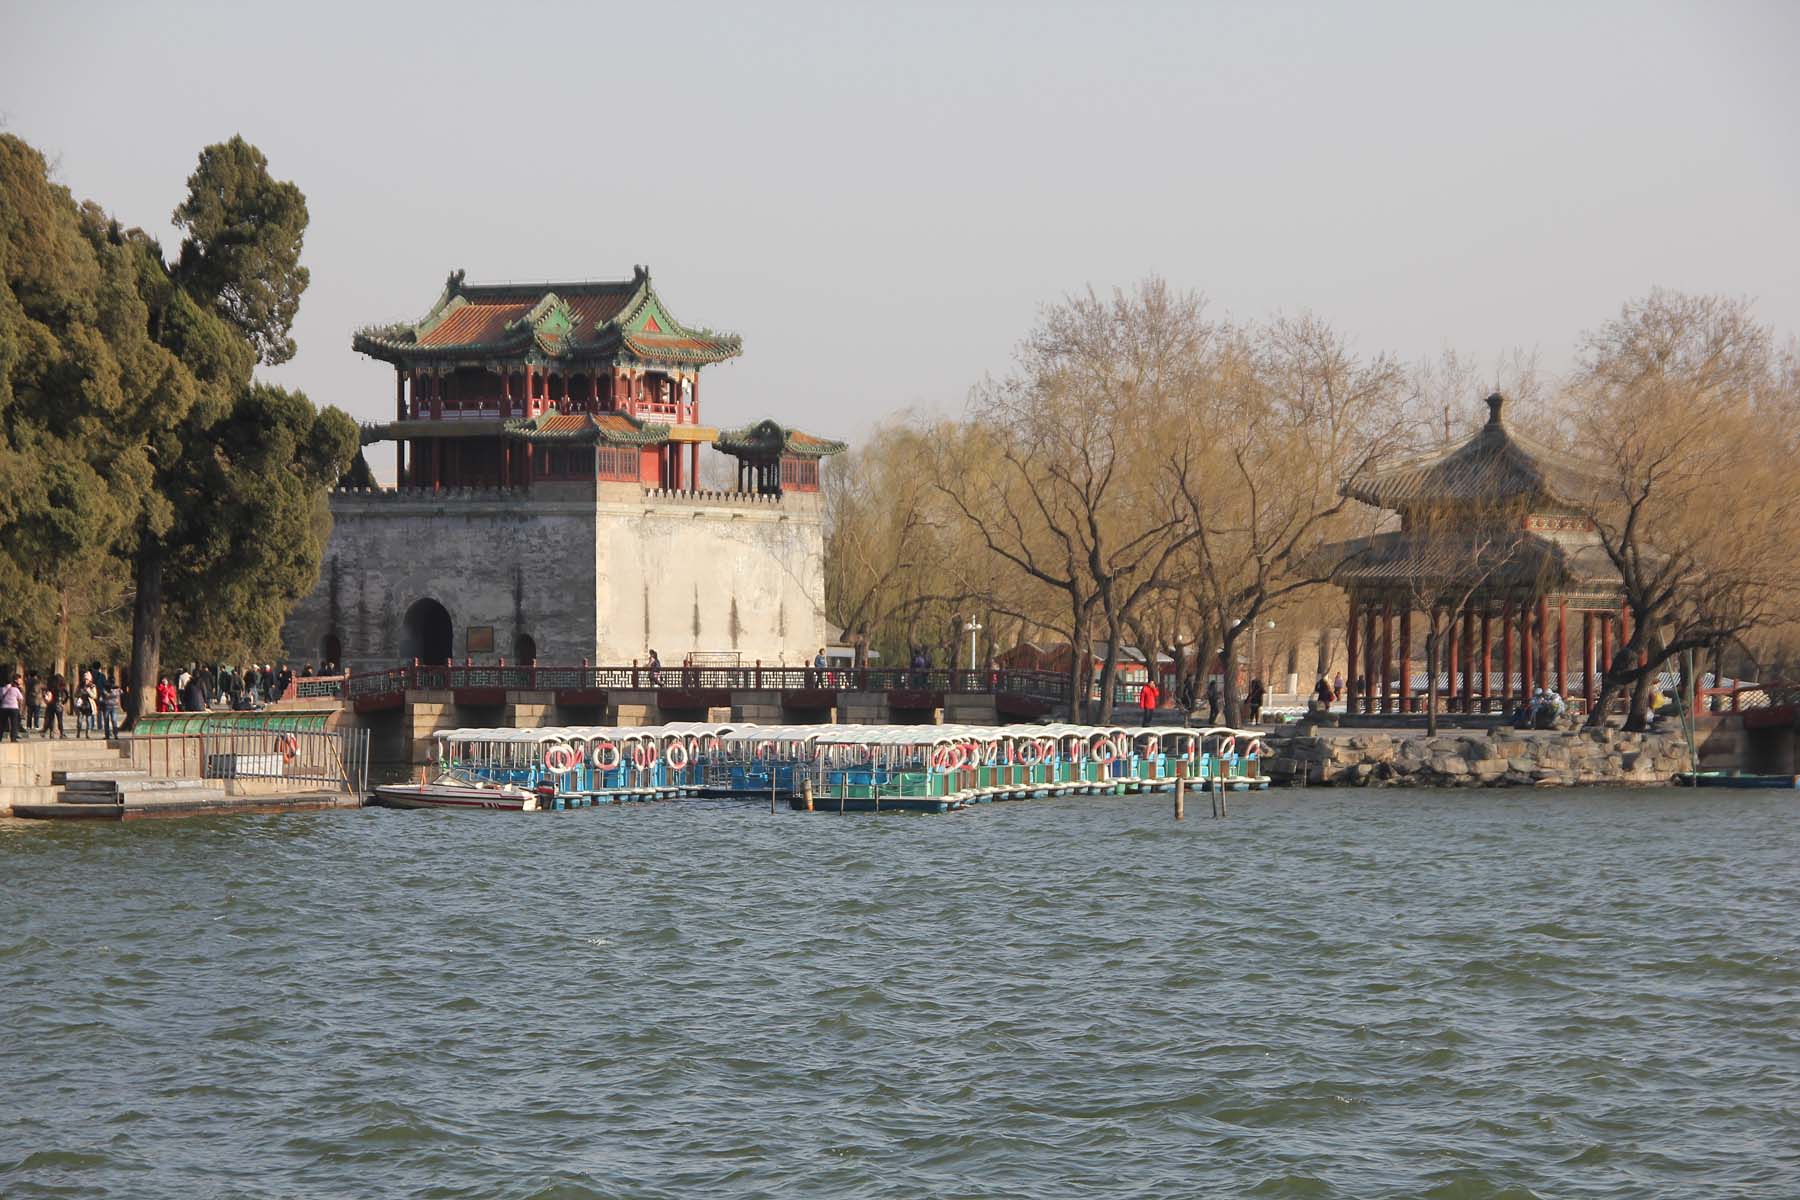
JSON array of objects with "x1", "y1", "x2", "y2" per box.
[
  {"x1": 283, "y1": 267, "x2": 845, "y2": 674},
  {"x1": 1320, "y1": 394, "x2": 1627, "y2": 718}
]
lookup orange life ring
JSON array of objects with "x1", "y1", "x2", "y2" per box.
[
  {"x1": 276, "y1": 733, "x2": 298, "y2": 763},
  {"x1": 665, "y1": 742, "x2": 689, "y2": 771},
  {"x1": 591, "y1": 741, "x2": 621, "y2": 771}
]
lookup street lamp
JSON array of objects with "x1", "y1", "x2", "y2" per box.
[
  {"x1": 964, "y1": 620, "x2": 983, "y2": 672},
  {"x1": 1249, "y1": 618, "x2": 1276, "y2": 679}
]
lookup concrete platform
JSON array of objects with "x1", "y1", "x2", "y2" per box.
[{"x1": 10, "y1": 791, "x2": 363, "y2": 821}]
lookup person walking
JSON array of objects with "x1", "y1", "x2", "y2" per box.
[
  {"x1": 100, "y1": 674, "x2": 123, "y2": 739},
  {"x1": 74, "y1": 670, "x2": 98, "y2": 738},
  {"x1": 1246, "y1": 677, "x2": 1266, "y2": 725},
  {"x1": 1205, "y1": 677, "x2": 1221, "y2": 725},
  {"x1": 1, "y1": 674, "x2": 23, "y2": 742},
  {"x1": 156, "y1": 675, "x2": 177, "y2": 713},
  {"x1": 1137, "y1": 678, "x2": 1161, "y2": 727},
  {"x1": 23, "y1": 670, "x2": 42, "y2": 734},
  {"x1": 645, "y1": 649, "x2": 661, "y2": 686},
  {"x1": 1178, "y1": 676, "x2": 1196, "y2": 727},
  {"x1": 1332, "y1": 671, "x2": 1344, "y2": 701},
  {"x1": 183, "y1": 669, "x2": 210, "y2": 714},
  {"x1": 1313, "y1": 674, "x2": 1334, "y2": 713},
  {"x1": 42, "y1": 674, "x2": 66, "y2": 739}
]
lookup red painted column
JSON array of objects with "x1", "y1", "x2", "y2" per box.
[
  {"x1": 1536, "y1": 598, "x2": 1550, "y2": 697},
  {"x1": 1501, "y1": 601, "x2": 1514, "y2": 709},
  {"x1": 690, "y1": 443, "x2": 701, "y2": 490},
  {"x1": 431, "y1": 373, "x2": 443, "y2": 420},
  {"x1": 1443, "y1": 606, "x2": 1457, "y2": 713},
  {"x1": 1346, "y1": 596, "x2": 1360, "y2": 716},
  {"x1": 1582, "y1": 612, "x2": 1595, "y2": 700},
  {"x1": 1479, "y1": 608, "x2": 1493, "y2": 712},
  {"x1": 1397, "y1": 607, "x2": 1412, "y2": 714},
  {"x1": 1517, "y1": 604, "x2": 1530, "y2": 698},
  {"x1": 1380, "y1": 602, "x2": 1394, "y2": 714},
  {"x1": 1459, "y1": 604, "x2": 1475, "y2": 712},
  {"x1": 1365, "y1": 604, "x2": 1378, "y2": 714},
  {"x1": 1556, "y1": 601, "x2": 1568, "y2": 697},
  {"x1": 1600, "y1": 614, "x2": 1613, "y2": 685}
]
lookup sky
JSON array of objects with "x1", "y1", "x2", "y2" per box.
[{"x1": 4, "y1": 1, "x2": 1796, "y2": 481}]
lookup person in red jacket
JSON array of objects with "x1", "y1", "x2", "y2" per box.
[{"x1": 1138, "y1": 679, "x2": 1160, "y2": 726}]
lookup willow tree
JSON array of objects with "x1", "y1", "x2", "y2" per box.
[
  {"x1": 1171, "y1": 315, "x2": 1405, "y2": 726},
  {"x1": 937, "y1": 280, "x2": 1212, "y2": 721},
  {"x1": 1569, "y1": 290, "x2": 1800, "y2": 729}
]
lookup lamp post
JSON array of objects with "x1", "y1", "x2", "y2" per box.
[{"x1": 964, "y1": 620, "x2": 983, "y2": 673}]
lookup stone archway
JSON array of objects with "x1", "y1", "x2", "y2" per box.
[
  {"x1": 513, "y1": 632, "x2": 538, "y2": 665},
  {"x1": 321, "y1": 632, "x2": 343, "y2": 669},
  {"x1": 402, "y1": 598, "x2": 454, "y2": 666}
]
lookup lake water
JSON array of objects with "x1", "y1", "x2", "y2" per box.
[{"x1": 2, "y1": 789, "x2": 1796, "y2": 1198}]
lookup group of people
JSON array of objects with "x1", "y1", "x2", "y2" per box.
[
  {"x1": 154, "y1": 662, "x2": 304, "y2": 713},
  {"x1": 1136, "y1": 675, "x2": 1261, "y2": 726},
  {"x1": 0, "y1": 667, "x2": 126, "y2": 742},
  {"x1": 1513, "y1": 687, "x2": 1570, "y2": 729}
]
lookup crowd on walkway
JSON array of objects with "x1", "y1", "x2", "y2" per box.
[
  {"x1": 0, "y1": 661, "x2": 334, "y2": 742},
  {"x1": 1, "y1": 665, "x2": 126, "y2": 742}
]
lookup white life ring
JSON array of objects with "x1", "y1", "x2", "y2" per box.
[
  {"x1": 665, "y1": 741, "x2": 689, "y2": 770},
  {"x1": 592, "y1": 741, "x2": 621, "y2": 771},
  {"x1": 1094, "y1": 740, "x2": 1117, "y2": 763},
  {"x1": 1218, "y1": 736, "x2": 1237, "y2": 758},
  {"x1": 544, "y1": 743, "x2": 576, "y2": 775}
]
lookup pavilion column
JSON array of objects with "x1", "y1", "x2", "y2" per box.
[
  {"x1": 1499, "y1": 601, "x2": 1513, "y2": 709},
  {"x1": 1556, "y1": 601, "x2": 1568, "y2": 697},
  {"x1": 1442, "y1": 605, "x2": 1457, "y2": 713},
  {"x1": 1457, "y1": 603, "x2": 1474, "y2": 712},
  {"x1": 1537, "y1": 599, "x2": 1551, "y2": 697},
  {"x1": 1516, "y1": 603, "x2": 1530, "y2": 699},
  {"x1": 1581, "y1": 612, "x2": 1595, "y2": 700},
  {"x1": 1364, "y1": 603, "x2": 1378, "y2": 714},
  {"x1": 1479, "y1": 608, "x2": 1493, "y2": 712},
  {"x1": 1380, "y1": 601, "x2": 1394, "y2": 714},
  {"x1": 431, "y1": 373, "x2": 443, "y2": 420},
  {"x1": 1346, "y1": 596, "x2": 1361, "y2": 716},
  {"x1": 1397, "y1": 607, "x2": 1412, "y2": 715}
]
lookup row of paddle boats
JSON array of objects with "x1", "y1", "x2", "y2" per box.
[{"x1": 372, "y1": 722, "x2": 1270, "y2": 813}]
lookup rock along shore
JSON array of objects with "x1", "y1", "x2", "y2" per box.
[{"x1": 1263, "y1": 725, "x2": 1691, "y2": 788}]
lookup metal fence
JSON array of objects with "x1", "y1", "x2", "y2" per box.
[{"x1": 128, "y1": 728, "x2": 370, "y2": 794}]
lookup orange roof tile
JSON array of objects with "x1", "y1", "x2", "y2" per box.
[{"x1": 420, "y1": 301, "x2": 533, "y2": 346}]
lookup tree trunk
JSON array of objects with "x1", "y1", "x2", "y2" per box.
[
  {"x1": 1219, "y1": 631, "x2": 1241, "y2": 726},
  {"x1": 127, "y1": 535, "x2": 163, "y2": 727},
  {"x1": 55, "y1": 585, "x2": 70, "y2": 680},
  {"x1": 1067, "y1": 608, "x2": 1088, "y2": 723},
  {"x1": 1625, "y1": 666, "x2": 1657, "y2": 732},
  {"x1": 1095, "y1": 634, "x2": 1123, "y2": 725},
  {"x1": 1425, "y1": 623, "x2": 1440, "y2": 737}
]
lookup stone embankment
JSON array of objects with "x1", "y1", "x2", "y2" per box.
[{"x1": 1264, "y1": 726, "x2": 1692, "y2": 787}]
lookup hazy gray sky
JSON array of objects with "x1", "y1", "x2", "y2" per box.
[{"x1": 5, "y1": 1, "x2": 1796, "y2": 474}]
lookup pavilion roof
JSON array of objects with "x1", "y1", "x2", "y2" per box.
[
  {"x1": 714, "y1": 418, "x2": 846, "y2": 460},
  {"x1": 1345, "y1": 394, "x2": 1612, "y2": 511},
  {"x1": 353, "y1": 266, "x2": 743, "y2": 368},
  {"x1": 1328, "y1": 525, "x2": 1622, "y2": 595}
]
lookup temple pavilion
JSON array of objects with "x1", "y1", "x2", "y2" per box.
[
  {"x1": 352, "y1": 266, "x2": 841, "y2": 494},
  {"x1": 1325, "y1": 394, "x2": 1629, "y2": 715}
]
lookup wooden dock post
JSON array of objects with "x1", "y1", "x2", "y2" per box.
[
  {"x1": 770, "y1": 771, "x2": 777, "y2": 814},
  {"x1": 802, "y1": 779, "x2": 814, "y2": 812},
  {"x1": 1174, "y1": 760, "x2": 1185, "y2": 821}
]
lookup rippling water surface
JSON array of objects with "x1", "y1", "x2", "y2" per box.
[{"x1": 3, "y1": 789, "x2": 1796, "y2": 1198}]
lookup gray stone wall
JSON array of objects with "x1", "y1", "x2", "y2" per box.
[
  {"x1": 284, "y1": 483, "x2": 828, "y2": 672},
  {"x1": 1265, "y1": 727, "x2": 1694, "y2": 787}
]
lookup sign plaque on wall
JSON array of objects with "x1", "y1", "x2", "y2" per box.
[{"x1": 466, "y1": 625, "x2": 495, "y2": 654}]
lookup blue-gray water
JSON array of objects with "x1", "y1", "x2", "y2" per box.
[{"x1": 3, "y1": 789, "x2": 1796, "y2": 1199}]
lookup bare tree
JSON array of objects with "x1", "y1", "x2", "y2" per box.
[{"x1": 1568, "y1": 291, "x2": 1800, "y2": 728}]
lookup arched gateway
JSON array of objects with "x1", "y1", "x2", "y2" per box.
[{"x1": 402, "y1": 598, "x2": 454, "y2": 666}]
